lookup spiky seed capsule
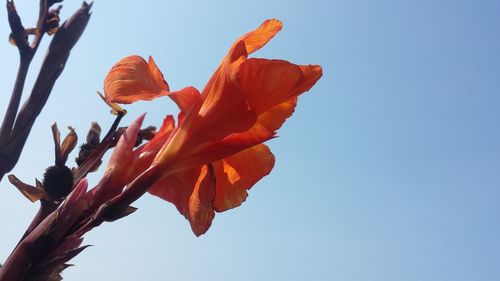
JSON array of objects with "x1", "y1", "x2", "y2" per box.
[
  {"x1": 75, "y1": 143, "x2": 96, "y2": 166},
  {"x1": 43, "y1": 165, "x2": 73, "y2": 201}
]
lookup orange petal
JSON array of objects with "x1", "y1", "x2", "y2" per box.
[
  {"x1": 148, "y1": 167, "x2": 198, "y2": 217},
  {"x1": 149, "y1": 145, "x2": 274, "y2": 233},
  {"x1": 227, "y1": 19, "x2": 283, "y2": 62},
  {"x1": 213, "y1": 144, "x2": 275, "y2": 212},
  {"x1": 196, "y1": 65, "x2": 256, "y2": 142},
  {"x1": 241, "y1": 18, "x2": 283, "y2": 55},
  {"x1": 176, "y1": 98, "x2": 294, "y2": 164},
  {"x1": 151, "y1": 62, "x2": 319, "y2": 173},
  {"x1": 167, "y1": 86, "x2": 201, "y2": 114},
  {"x1": 216, "y1": 59, "x2": 322, "y2": 147},
  {"x1": 153, "y1": 65, "x2": 256, "y2": 172},
  {"x1": 166, "y1": 86, "x2": 202, "y2": 123},
  {"x1": 148, "y1": 165, "x2": 215, "y2": 236},
  {"x1": 153, "y1": 20, "x2": 321, "y2": 181},
  {"x1": 135, "y1": 115, "x2": 175, "y2": 159},
  {"x1": 104, "y1": 55, "x2": 170, "y2": 104},
  {"x1": 224, "y1": 98, "x2": 297, "y2": 147},
  {"x1": 188, "y1": 164, "x2": 216, "y2": 236},
  {"x1": 292, "y1": 64, "x2": 324, "y2": 96},
  {"x1": 240, "y1": 58, "x2": 322, "y2": 114}
]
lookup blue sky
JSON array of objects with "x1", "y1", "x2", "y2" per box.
[{"x1": 0, "y1": 1, "x2": 499, "y2": 280}]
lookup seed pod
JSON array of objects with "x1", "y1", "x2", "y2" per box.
[{"x1": 43, "y1": 165, "x2": 74, "y2": 201}]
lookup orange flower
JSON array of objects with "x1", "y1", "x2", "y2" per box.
[
  {"x1": 102, "y1": 19, "x2": 322, "y2": 236},
  {"x1": 149, "y1": 19, "x2": 321, "y2": 235},
  {"x1": 153, "y1": 19, "x2": 321, "y2": 171}
]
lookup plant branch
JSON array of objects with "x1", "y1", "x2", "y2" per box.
[
  {"x1": 0, "y1": 2, "x2": 92, "y2": 182},
  {"x1": 0, "y1": 1, "x2": 35, "y2": 146}
]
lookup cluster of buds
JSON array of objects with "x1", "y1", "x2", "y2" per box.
[
  {"x1": 2, "y1": 113, "x2": 157, "y2": 280},
  {"x1": 9, "y1": 119, "x2": 156, "y2": 204}
]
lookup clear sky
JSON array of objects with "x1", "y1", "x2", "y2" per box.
[{"x1": 1, "y1": 1, "x2": 499, "y2": 280}]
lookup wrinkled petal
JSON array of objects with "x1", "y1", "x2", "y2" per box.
[
  {"x1": 215, "y1": 59, "x2": 322, "y2": 147},
  {"x1": 213, "y1": 144, "x2": 275, "y2": 212},
  {"x1": 167, "y1": 98, "x2": 294, "y2": 169},
  {"x1": 153, "y1": 65, "x2": 256, "y2": 172},
  {"x1": 188, "y1": 164, "x2": 216, "y2": 236},
  {"x1": 223, "y1": 98, "x2": 297, "y2": 147},
  {"x1": 104, "y1": 55, "x2": 170, "y2": 104},
  {"x1": 227, "y1": 18, "x2": 283, "y2": 63},
  {"x1": 179, "y1": 19, "x2": 286, "y2": 147},
  {"x1": 167, "y1": 86, "x2": 202, "y2": 117},
  {"x1": 292, "y1": 64, "x2": 324, "y2": 97},
  {"x1": 196, "y1": 64, "x2": 256, "y2": 143},
  {"x1": 148, "y1": 144, "x2": 273, "y2": 234},
  {"x1": 202, "y1": 60, "x2": 321, "y2": 150},
  {"x1": 148, "y1": 165, "x2": 215, "y2": 236},
  {"x1": 240, "y1": 59, "x2": 322, "y2": 114},
  {"x1": 241, "y1": 18, "x2": 283, "y2": 55}
]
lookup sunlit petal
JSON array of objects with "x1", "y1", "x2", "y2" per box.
[
  {"x1": 227, "y1": 18, "x2": 283, "y2": 62},
  {"x1": 104, "y1": 55, "x2": 170, "y2": 104},
  {"x1": 240, "y1": 58, "x2": 322, "y2": 114},
  {"x1": 213, "y1": 144, "x2": 275, "y2": 212},
  {"x1": 148, "y1": 165, "x2": 215, "y2": 236}
]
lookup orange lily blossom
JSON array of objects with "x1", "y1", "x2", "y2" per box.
[{"x1": 103, "y1": 18, "x2": 322, "y2": 236}]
